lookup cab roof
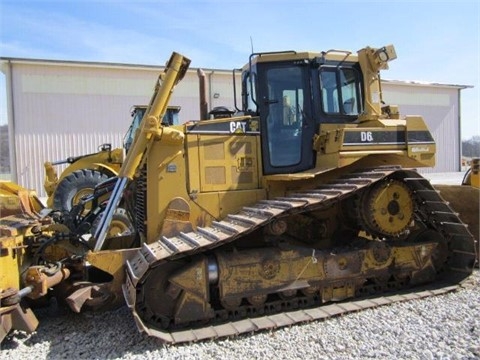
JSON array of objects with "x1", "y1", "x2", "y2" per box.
[{"x1": 248, "y1": 50, "x2": 359, "y2": 66}]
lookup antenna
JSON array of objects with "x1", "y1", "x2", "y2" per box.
[{"x1": 250, "y1": 36, "x2": 254, "y2": 53}]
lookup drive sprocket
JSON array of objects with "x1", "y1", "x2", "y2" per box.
[{"x1": 360, "y1": 178, "x2": 414, "y2": 238}]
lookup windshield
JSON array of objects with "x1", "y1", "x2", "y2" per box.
[{"x1": 123, "y1": 108, "x2": 146, "y2": 153}]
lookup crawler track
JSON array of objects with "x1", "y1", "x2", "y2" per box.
[{"x1": 124, "y1": 167, "x2": 476, "y2": 343}]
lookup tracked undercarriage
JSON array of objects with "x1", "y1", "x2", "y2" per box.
[{"x1": 124, "y1": 167, "x2": 476, "y2": 343}]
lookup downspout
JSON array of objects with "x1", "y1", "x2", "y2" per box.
[
  {"x1": 5, "y1": 60, "x2": 17, "y2": 182},
  {"x1": 208, "y1": 70, "x2": 214, "y2": 114},
  {"x1": 197, "y1": 69, "x2": 209, "y2": 120},
  {"x1": 458, "y1": 88, "x2": 462, "y2": 171}
]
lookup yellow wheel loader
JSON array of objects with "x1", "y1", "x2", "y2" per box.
[
  {"x1": 0, "y1": 47, "x2": 477, "y2": 344},
  {"x1": 43, "y1": 105, "x2": 180, "y2": 211}
]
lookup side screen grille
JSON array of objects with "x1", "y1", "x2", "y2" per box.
[{"x1": 135, "y1": 166, "x2": 147, "y2": 236}]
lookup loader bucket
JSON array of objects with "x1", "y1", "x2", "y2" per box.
[{"x1": 0, "y1": 181, "x2": 44, "y2": 218}]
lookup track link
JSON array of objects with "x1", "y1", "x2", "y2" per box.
[{"x1": 123, "y1": 167, "x2": 476, "y2": 343}]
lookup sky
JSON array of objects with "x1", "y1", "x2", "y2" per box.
[{"x1": 0, "y1": 0, "x2": 479, "y2": 139}]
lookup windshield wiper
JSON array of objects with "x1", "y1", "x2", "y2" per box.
[{"x1": 264, "y1": 98, "x2": 279, "y2": 105}]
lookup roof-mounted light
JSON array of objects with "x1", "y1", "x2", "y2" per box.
[{"x1": 374, "y1": 45, "x2": 397, "y2": 67}]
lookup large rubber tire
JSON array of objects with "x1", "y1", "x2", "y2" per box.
[
  {"x1": 52, "y1": 169, "x2": 109, "y2": 211},
  {"x1": 90, "y1": 207, "x2": 134, "y2": 239},
  {"x1": 462, "y1": 168, "x2": 472, "y2": 186}
]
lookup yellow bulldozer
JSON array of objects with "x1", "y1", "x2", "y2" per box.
[
  {"x1": 0, "y1": 46, "x2": 477, "y2": 344},
  {"x1": 43, "y1": 105, "x2": 181, "y2": 211}
]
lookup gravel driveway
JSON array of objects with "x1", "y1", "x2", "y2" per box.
[{"x1": 2, "y1": 270, "x2": 479, "y2": 360}]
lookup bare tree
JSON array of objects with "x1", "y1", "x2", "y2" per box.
[{"x1": 462, "y1": 135, "x2": 480, "y2": 158}]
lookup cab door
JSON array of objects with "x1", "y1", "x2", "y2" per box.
[{"x1": 256, "y1": 62, "x2": 315, "y2": 175}]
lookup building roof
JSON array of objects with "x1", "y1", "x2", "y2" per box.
[
  {"x1": 0, "y1": 56, "x2": 231, "y2": 74},
  {"x1": 382, "y1": 78, "x2": 473, "y2": 90}
]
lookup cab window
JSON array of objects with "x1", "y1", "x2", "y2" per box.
[{"x1": 320, "y1": 66, "x2": 362, "y2": 116}]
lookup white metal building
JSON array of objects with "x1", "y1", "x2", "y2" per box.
[
  {"x1": 382, "y1": 80, "x2": 469, "y2": 174},
  {"x1": 0, "y1": 57, "x2": 470, "y2": 196}
]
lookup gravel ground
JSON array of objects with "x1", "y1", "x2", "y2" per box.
[{"x1": 1, "y1": 270, "x2": 479, "y2": 360}]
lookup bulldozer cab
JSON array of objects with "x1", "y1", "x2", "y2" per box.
[
  {"x1": 242, "y1": 48, "x2": 393, "y2": 176},
  {"x1": 243, "y1": 51, "x2": 363, "y2": 175}
]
